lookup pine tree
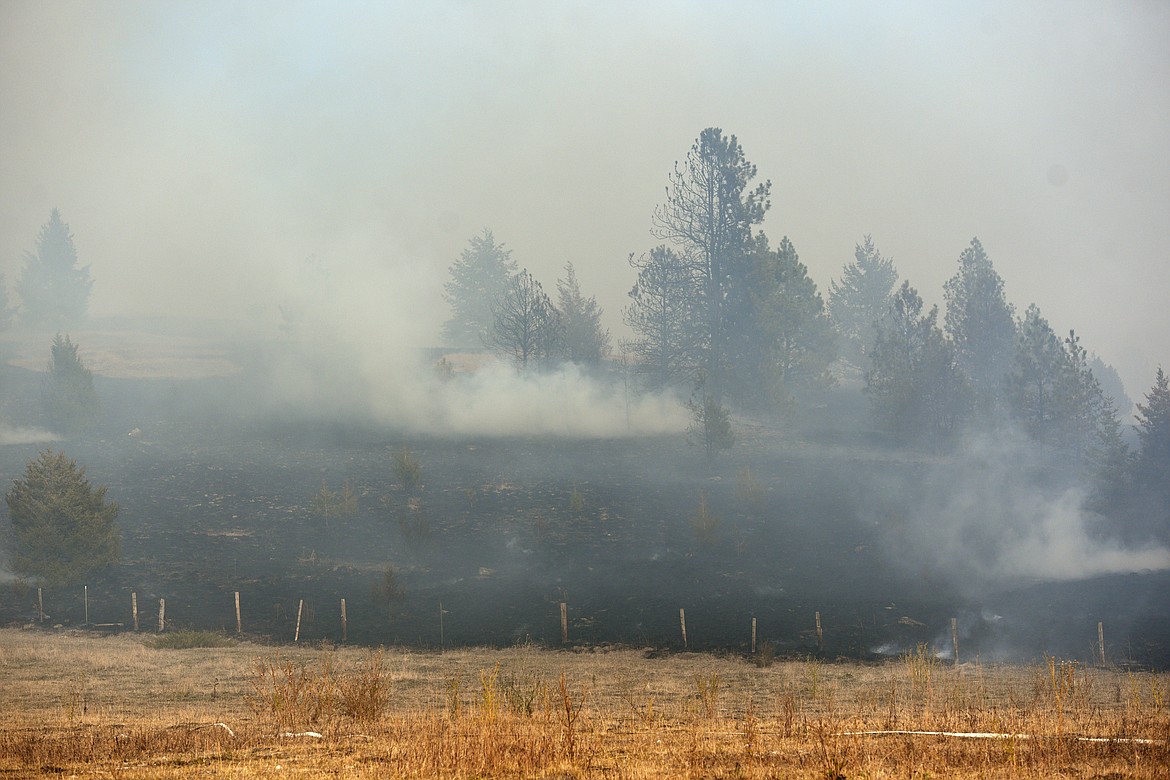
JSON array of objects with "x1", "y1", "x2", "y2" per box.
[
  {"x1": 442, "y1": 229, "x2": 517, "y2": 348},
  {"x1": 943, "y1": 238, "x2": 1016, "y2": 414},
  {"x1": 867, "y1": 281, "x2": 971, "y2": 444},
  {"x1": 652, "y1": 128, "x2": 770, "y2": 397},
  {"x1": 5, "y1": 450, "x2": 120, "y2": 586},
  {"x1": 556, "y1": 262, "x2": 610, "y2": 364},
  {"x1": 730, "y1": 235, "x2": 836, "y2": 409},
  {"x1": 1134, "y1": 366, "x2": 1170, "y2": 496},
  {"x1": 16, "y1": 209, "x2": 92, "y2": 330},
  {"x1": 1007, "y1": 304, "x2": 1066, "y2": 442},
  {"x1": 687, "y1": 390, "x2": 735, "y2": 463},
  {"x1": 0, "y1": 274, "x2": 13, "y2": 332},
  {"x1": 42, "y1": 334, "x2": 100, "y2": 435},
  {"x1": 828, "y1": 235, "x2": 899, "y2": 366},
  {"x1": 624, "y1": 246, "x2": 704, "y2": 390}
]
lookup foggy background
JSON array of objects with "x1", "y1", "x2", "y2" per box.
[{"x1": 1, "y1": 0, "x2": 1168, "y2": 398}]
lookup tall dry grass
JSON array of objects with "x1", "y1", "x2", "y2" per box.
[{"x1": 0, "y1": 628, "x2": 1166, "y2": 778}]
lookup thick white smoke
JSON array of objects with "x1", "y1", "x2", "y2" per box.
[
  {"x1": 887, "y1": 430, "x2": 1170, "y2": 588},
  {"x1": 0, "y1": 424, "x2": 60, "y2": 446}
]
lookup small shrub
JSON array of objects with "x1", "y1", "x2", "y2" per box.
[
  {"x1": 147, "y1": 630, "x2": 234, "y2": 650},
  {"x1": 686, "y1": 391, "x2": 735, "y2": 463},
  {"x1": 339, "y1": 650, "x2": 390, "y2": 724},
  {"x1": 694, "y1": 671, "x2": 720, "y2": 718},
  {"x1": 502, "y1": 670, "x2": 546, "y2": 717},
  {"x1": 248, "y1": 652, "x2": 339, "y2": 729},
  {"x1": 392, "y1": 447, "x2": 422, "y2": 492},
  {"x1": 568, "y1": 485, "x2": 585, "y2": 512},
  {"x1": 373, "y1": 565, "x2": 405, "y2": 618},
  {"x1": 310, "y1": 480, "x2": 358, "y2": 527},
  {"x1": 339, "y1": 480, "x2": 358, "y2": 515},
  {"x1": 479, "y1": 662, "x2": 502, "y2": 723},
  {"x1": 690, "y1": 491, "x2": 719, "y2": 546},
  {"x1": 752, "y1": 640, "x2": 775, "y2": 668},
  {"x1": 904, "y1": 642, "x2": 940, "y2": 693}
]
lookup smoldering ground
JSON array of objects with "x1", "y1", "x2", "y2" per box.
[{"x1": 877, "y1": 429, "x2": 1170, "y2": 590}]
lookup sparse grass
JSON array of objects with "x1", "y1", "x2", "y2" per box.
[
  {"x1": 147, "y1": 629, "x2": 235, "y2": 650},
  {"x1": 0, "y1": 628, "x2": 1166, "y2": 778}
]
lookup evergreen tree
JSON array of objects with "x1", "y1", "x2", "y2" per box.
[
  {"x1": 652, "y1": 128, "x2": 770, "y2": 397},
  {"x1": 5, "y1": 449, "x2": 120, "y2": 586},
  {"x1": 943, "y1": 238, "x2": 1016, "y2": 413},
  {"x1": 867, "y1": 281, "x2": 971, "y2": 444},
  {"x1": 16, "y1": 209, "x2": 92, "y2": 330},
  {"x1": 1007, "y1": 304, "x2": 1066, "y2": 442},
  {"x1": 442, "y1": 229, "x2": 517, "y2": 349},
  {"x1": 1054, "y1": 330, "x2": 1112, "y2": 468},
  {"x1": 686, "y1": 390, "x2": 735, "y2": 463},
  {"x1": 827, "y1": 235, "x2": 899, "y2": 366},
  {"x1": 42, "y1": 334, "x2": 100, "y2": 435},
  {"x1": 1089, "y1": 355, "x2": 1132, "y2": 418},
  {"x1": 487, "y1": 269, "x2": 561, "y2": 369},
  {"x1": 0, "y1": 274, "x2": 13, "y2": 332},
  {"x1": 1134, "y1": 366, "x2": 1170, "y2": 496},
  {"x1": 556, "y1": 262, "x2": 611, "y2": 365},
  {"x1": 730, "y1": 235, "x2": 836, "y2": 408},
  {"x1": 624, "y1": 246, "x2": 704, "y2": 390}
]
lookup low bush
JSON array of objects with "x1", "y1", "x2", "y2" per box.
[{"x1": 147, "y1": 630, "x2": 234, "y2": 650}]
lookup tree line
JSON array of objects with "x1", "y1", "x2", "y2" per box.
[{"x1": 443, "y1": 126, "x2": 1169, "y2": 536}]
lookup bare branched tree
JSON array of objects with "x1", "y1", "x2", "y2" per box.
[{"x1": 487, "y1": 269, "x2": 562, "y2": 369}]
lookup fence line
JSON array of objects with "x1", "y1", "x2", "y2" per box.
[{"x1": 17, "y1": 585, "x2": 1130, "y2": 666}]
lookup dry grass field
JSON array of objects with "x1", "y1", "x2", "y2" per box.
[{"x1": 0, "y1": 627, "x2": 1166, "y2": 778}]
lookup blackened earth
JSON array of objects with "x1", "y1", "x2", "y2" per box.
[{"x1": 2, "y1": 370, "x2": 1167, "y2": 668}]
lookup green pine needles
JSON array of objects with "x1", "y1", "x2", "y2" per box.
[{"x1": 5, "y1": 450, "x2": 120, "y2": 586}]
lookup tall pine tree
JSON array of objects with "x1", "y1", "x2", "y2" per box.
[
  {"x1": 828, "y1": 235, "x2": 899, "y2": 366},
  {"x1": 556, "y1": 262, "x2": 610, "y2": 365},
  {"x1": 442, "y1": 229, "x2": 517, "y2": 349},
  {"x1": 943, "y1": 238, "x2": 1016, "y2": 415},
  {"x1": 16, "y1": 209, "x2": 92, "y2": 330}
]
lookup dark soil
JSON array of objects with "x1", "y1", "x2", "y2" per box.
[{"x1": 2, "y1": 366, "x2": 1167, "y2": 667}]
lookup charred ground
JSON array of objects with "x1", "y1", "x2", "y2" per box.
[{"x1": 1, "y1": 361, "x2": 1167, "y2": 667}]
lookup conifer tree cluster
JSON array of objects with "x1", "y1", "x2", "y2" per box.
[{"x1": 5, "y1": 450, "x2": 120, "y2": 586}]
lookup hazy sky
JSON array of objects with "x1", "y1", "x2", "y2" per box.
[{"x1": 2, "y1": 0, "x2": 1167, "y2": 395}]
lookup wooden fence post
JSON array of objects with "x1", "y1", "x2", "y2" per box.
[
  {"x1": 38, "y1": 588, "x2": 43, "y2": 623},
  {"x1": 815, "y1": 611, "x2": 823, "y2": 652},
  {"x1": 131, "y1": 592, "x2": 138, "y2": 631},
  {"x1": 158, "y1": 598, "x2": 166, "y2": 632},
  {"x1": 84, "y1": 585, "x2": 89, "y2": 627},
  {"x1": 752, "y1": 617, "x2": 757, "y2": 654},
  {"x1": 560, "y1": 602, "x2": 568, "y2": 644},
  {"x1": 951, "y1": 617, "x2": 959, "y2": 665},
  {"x1": 680, "y1": 608, "x2": 688, "y2": 649},
  {"x1": 294, "y1": 599, "x2": 304, "y2": 643},
  {"x1": 235, "y1": 591, "x2": 242, "y2": 634},
  {"x1": 341, "y1": 598, "x2": 348, "y2": 642},
  {"x1": 1098, "y1": 622, "x2": 1106, "y2": 666}
]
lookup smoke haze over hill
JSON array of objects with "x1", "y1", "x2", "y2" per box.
[{"x1": 1, "y1": 1, "x2": 1168, "y2": 394}]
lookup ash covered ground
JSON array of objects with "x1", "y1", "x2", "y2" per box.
[{"x1": 1, "y1": 363, "x2": 1167, "y2": 668}]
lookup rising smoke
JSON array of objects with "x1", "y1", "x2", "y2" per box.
[{"x1": 882, "y1": 429, "x2": 1170, "y2": 590}]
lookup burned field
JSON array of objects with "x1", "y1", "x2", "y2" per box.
[{"x1": 1, "y1": 368, "x2": 1168, "y2": 667}]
